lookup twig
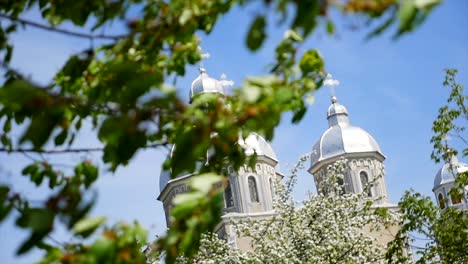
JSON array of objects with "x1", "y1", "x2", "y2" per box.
[{"x1": 0, "y1": 13, "x2": 126, "y2": 40}]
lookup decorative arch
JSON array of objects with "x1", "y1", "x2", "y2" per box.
[
  {"x1": 359, "y1": 159, "x2": 364, "y2": 166},
  {"x1": 248, "y1": 176, "x2": 260, "y2": 202},
  {"x1": 255, "y1": 163, "x2": 262, "y2": 173},
  {"x1": 438, "y1": 193, "x2": 446, "y2": 209},
  {"x1": 360, "y1": 171, "x2": 372, "y2": 197}
]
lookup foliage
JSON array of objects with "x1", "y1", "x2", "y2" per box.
[
  {"x1": 0, "y1": 0, "x2": 442, "y2": 263},
  {"x1": 39, "y1": 221, "x2": 149, "y2": 264},
  {"x1": 430, "y1": 69, "x2": 467, "y2": 196},
  {"x1": 386, "y1": 70, "x2": 468, "y2": 264},
  {"x1": 431, "y1": 69, "x2": 467, "y2": 163},
  {"x1": 386, "y1": 191, "x2": 468, "y2": 264}
]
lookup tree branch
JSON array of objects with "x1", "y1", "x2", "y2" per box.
[
  {"x1": 0, "y1": 147, "x2": 104, "y2": 154},
  {"x1": 0, "y1": 143, "x2": 167, "y2": 154},
  {"x1": 0, "y1": 13, "x2": 126, "y2": 40}
]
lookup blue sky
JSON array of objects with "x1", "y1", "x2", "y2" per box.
[{"x1": 1, "y1": 1, "x2": 467, "y2": 263}]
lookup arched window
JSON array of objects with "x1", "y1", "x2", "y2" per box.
[
  {"x1": 224, "y1": 180, "x2": 234, "y2": 208},
  {"x1": 248, "y1": 176, "x2": 259, "y2": 202},
  {"x1": 360, "y1": 171, "x2": 372, "y2": 197},
  {"x1": 450, "y1": 192, "x2": 461, "y2": 205},
  {"x1": 438, "y1": 193, "x2": 446, "y2": 209}
]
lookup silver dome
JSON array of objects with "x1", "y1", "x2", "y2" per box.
[
  {"x1": 240, "y1": 132, "x2": 278, "y2": 161},
  {"x1": 433, "y1": 156, "x2": 468, "y2": 190},
  {"x1": 190, "y1": 67, "x2": 224, "y2": 99},
  {"x1": 311, "y1": 97, "x2": 384, "y2": 168}
]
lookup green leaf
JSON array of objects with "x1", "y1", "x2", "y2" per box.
[
  {"x1": 292, "y1": 104, "x2": 306, "y2": 123},
  {"x1": 60, "y1": 55, "x2": 92, "y2": 84},
  {"x1": 1, "y1": 134, "x2": 11, "y2": 148},
  {"x1": 20, "y1": 114, "x2": 62, "y2": 150},
  {"x1": 54, "y1": 129, "x2": 67, "y2": 146},
  {"x1": 326, "y1": 21, "x2": 334, "y2": 35},
  {"x1": 179, "y1": 9, "x2": 193, "y2": 25},
  {"x1": 241, "y1": 85, "x2": 261, "y2": 103},
  {"x1": 16, "y1": 208, "x2": 54, "y2": 232},
  {"x1": 22, "y1": 164, "x2": 39, "y2": 176},
  {"x1": 73, "y1": 216, "x2": 106, "y2": 237},
  {"x1": 189, "y1": 173, "x2": 222, "y2": 193},
  {"x1": 0, "y1": 186, "x2": 12, "y2": 221},
  {"x1": 299, "y1": 49, "x2": 324, "y2": 75},
  {"x1": 366, "y1": 15, "x2": 396, "y2": 40},
  {"x1": 246, "y1": 15, "x2": 267, "y2": 51},
  {"x1": 171, "y1": 197, "x2": 201, "y2": 218},
  {"x1": 17, "y1": 232, "x2": 49, "y2": 255},
  {"x1": 90, "y1": 236, "x2": 115, "y2": 261},
  {"x1": 397, "y1": 0, "x2": 417, "y2": 35},
  {"x1": 414, "y1": 0, "x2": 442, "y2": 9},
  {"x1": 284, "y1": 30, "x2": 303, "y2": 42},
  {"x1": 81, "y1": 162, "x2": 98, "y2": 188},
  {"x1": 173, "y1": 192, "x2": 204, "y2": 206}
]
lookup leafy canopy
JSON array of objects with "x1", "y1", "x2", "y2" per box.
[{"x1": 0, "y1": 0, "x2": 442, "y2": 263}]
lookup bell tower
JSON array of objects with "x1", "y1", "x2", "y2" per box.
[{"x1": 308, "y1": 75, "x2": 389, "y2": 204}]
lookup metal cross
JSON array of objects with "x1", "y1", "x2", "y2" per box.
[{"x1": 323, "y1": 73, "x2": 340, "y2": 97}]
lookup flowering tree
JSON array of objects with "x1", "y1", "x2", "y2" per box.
[{"x1": 165, "y1": 157, "x2": 399, "y2": 264}]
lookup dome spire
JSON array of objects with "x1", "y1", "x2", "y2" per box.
[
  {"x1": 324, "y1": 74, "x2": 349, "y2": 126},
  {"x1": 198, "y1": 45, "x2": 210, "y2": 70},
  {"x1": 331, "y1": 95, "x2": 338, "y2": 104}
]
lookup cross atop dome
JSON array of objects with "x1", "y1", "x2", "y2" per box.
[
  {"x1": 219, "y1": 73, "x2": 234, "y2": 88},
  {"x1": 198, "y1": 45, "x2": 211, "y2": 69},
  {"x1": 324, "y1": 73, "x2": 340, "y2": 102}
]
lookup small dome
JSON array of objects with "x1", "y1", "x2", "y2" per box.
[
  {"x1": 190, "y1": 67, "x2": 224, "y2": 99},
  {"x1": 240, "y1": 132, "x2": 278, "y2": 161},
  {"x1": 433, "y1": 156, "x2": 468, "y2": 190},
  {"x1": 311, "y1": 97, "x2": 384, "y2": 169},
  {"x1": 327, "y1": 96, "x2": 348, "y2": 117}
]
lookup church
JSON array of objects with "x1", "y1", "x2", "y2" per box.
[{"x1": 157, "y1": 65, "x2": 468, "y2": 251}]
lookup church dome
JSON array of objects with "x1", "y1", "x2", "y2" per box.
[
  {"x1": 433, "y1": 156, "x2": 468, "y2": 190},
  {"x1": 190, "y1": 67, "x2": 224, "y2": 99},
  {"x1": 240, "y1": 132, "x2": 277, "y2": 161},
  {"x1": 310, "y1": 97, "x2": 384, "y2": 169}
]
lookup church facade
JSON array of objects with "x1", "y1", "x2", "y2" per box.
[{"x1": 157, "y1": 66, "x2": 467, "y2": 251}]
